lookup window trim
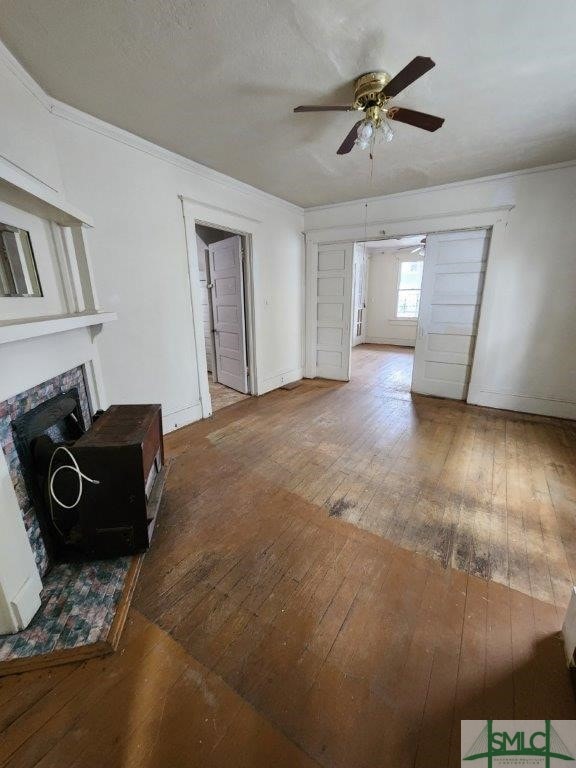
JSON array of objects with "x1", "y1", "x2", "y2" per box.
[{"x1": 393, "y1": 254, "x2": 423, "y2": 322}]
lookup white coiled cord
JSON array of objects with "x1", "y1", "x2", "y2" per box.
[{"x1": 48, "y1": 445, "x2": 100, "y2": 537}]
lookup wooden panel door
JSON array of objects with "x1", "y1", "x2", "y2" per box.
[
  {"x1": 315, "y1": 243, "x2": 354, "y2": 380},
  {"x1": 196, "y1": 235, "x2": 215, "y2": 377},
  {"x1": 352, "y1": 244, "x2": 367, "y2": 347},
  {"x1": 411, "y1": 229, "x2": 490, "y2": 400},
  {"x1": 208, "y1": 235, "x2": 249, "y2": 394}
]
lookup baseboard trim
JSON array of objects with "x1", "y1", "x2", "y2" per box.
[
  {"x1": 365, "y1": 336, "x2": 416, "y2": 348},
  {"x1": 260, "y1": 367, "x2": 304, "y2": 395},
  {"x1": 163, "y1": 402, "x2": 203, "y2": 433},
  {"x1": 468, "y1": 389, "x2": 576, "y2": 421}
]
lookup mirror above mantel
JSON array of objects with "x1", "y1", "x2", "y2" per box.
[{"x1": 0, "y1": 155, "x2": 115, "y2": 345}]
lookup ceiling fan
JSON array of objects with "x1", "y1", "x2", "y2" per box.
[{"x1": 294, "y1": 56, "x2": 445, "y2": 155}]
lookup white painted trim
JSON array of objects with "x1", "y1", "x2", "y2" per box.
[
  {"x1": 0, "y1": 155, "x2": 94, "y2": 226},
  {"x1": 3, "y1": 36, "x2": 576, "y2": 222},
  {"x1": 468, "y1": 389, "x2": 576, "y2": 421},
  {"x1": 10, "y1": 574, "x2": 42, "y2": 629},
  {"x1": 0, "y1": 311, "x2": 116, "y2": 345},
  {"x1": 0, "y1": 40, "x2": 297, "y2": 216},
  {"x1": 304, "y1": 233, "x2": 318, "y2": 379},
  {"x1": 162, "y1": 402, "x2": 204, "y2": 434},
  {"x1": 0, "y1": 38, "x2": 51, "y2": 109},
  {"x1": 181, "y1": 202, "x2": 213, "y2": 420},
  {"x1": 70, "y1": 226, "x2": 100, "y2": 311},
  {"x1": 50, "y1": 223, "x2": 80, "y2": 313},
  {"x1": 365, "y1": 337, "x2": 415, "y2": 348},
  {"x1": 260, "y1": 367, "x2": 303, "y2": 394},
  {"x1": 0, "y1": 449, "x2": 43, "y2": 635},
  {"x1": 83, "y1": 354, "x2": 107, "y2": 413},
  {"x1": 305, "y1": 207, "x2": 511, "y2": 388},
  {"x1": 51, "y1": 100, "x2": 301, "y2": 215},
  {"x1": 242, "y1": 235, "x2": 259, "y2": 396},
  {"x1": 180, "y1": 196, "x2": 263, "y2": 224},
  {"x1": 304, "y1": 209, "x2": 513, "y2": 246},
  {"x1": 305, "y1": 160, "x2": 576, "y2": 213},
  {"x1": 181, "y1": 198, "x2": 260, "y2": 406},
  {"x1": 0, "y1": 152, "x2": 60, "y2": 197},
  {"x1": 304, "y1": 205, "x2": 514, "y2": 235},
  {"x1": 466, "y1": 218, "x2": 508, "y2": 405}
]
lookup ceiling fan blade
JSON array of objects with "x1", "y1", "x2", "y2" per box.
[
  {"x1": 383, "y1": 56, "x2": 435, "y2": 98},
  {"x1": 387, "y1": 107, "x2": 444, "y2": 132},
  {"x1": 337, "y1": 121, "x2": 362, "y2": 155},
  {"x1": 294, "y1": 105, "x2": 355, "y2": 112}
]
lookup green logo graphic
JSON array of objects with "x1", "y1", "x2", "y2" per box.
[{"x1": 463, "y1": 720, "x2": 574, "y2": 767}]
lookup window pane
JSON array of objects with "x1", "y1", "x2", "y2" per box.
[
  {"x1": 399, "y1": 260, "x2": 423, "y2": 290},
  {"x1": 397, "y1": 289, "x2": 420, "y2": 318}
]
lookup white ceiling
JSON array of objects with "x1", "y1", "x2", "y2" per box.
[{"x1": 1, "y1": 0, "x2": 576, "y2": 207}]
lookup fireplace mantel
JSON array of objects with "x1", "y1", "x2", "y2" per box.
[
  {"x1": 0, "y1": 156, "x2": 93, "y2": 227},
  {"x1": 0, "y1": 311, "x2": 117, "y2": 346},
  {"x1": 0, "y1": 156, "x2": 113, "y2": 636}
]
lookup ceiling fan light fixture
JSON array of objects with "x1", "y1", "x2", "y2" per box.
[
  {"x1": 355, "y1": 119, "x2": 375, "y2": 150},
  {"x1": 294, "y1": 56, "x2": 445, "y2": 157},
  {"x1": 381, "y1": 118, "x2": 394, "y2": 143}
]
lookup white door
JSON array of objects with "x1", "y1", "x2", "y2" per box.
[
  {"x1": 208, "y1": 235, "x2": 249, "y2": 394},
  {"x1": 314, "y1": 242, "x2": 354, "y2": 380},
  {"x1": 352, "y1": 244, "x2": 368, "y2": 347},
  {"x1": 412, "y1": 229, "x2": 490, "y2": 400},
  {"x1": 196, "y1": 235, "x2": 216, "y2": 378}
]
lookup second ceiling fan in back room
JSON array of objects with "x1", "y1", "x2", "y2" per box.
[{"x1": 294, "y1": 56, "x2": 445, "y2": 155}]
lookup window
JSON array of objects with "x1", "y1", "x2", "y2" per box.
[
  {"x1": 0, "y1": 222, "x2": 42, "y2": 297},
  {"x1": 396, "y1": 259, "x2": 423, "y2": 319}
]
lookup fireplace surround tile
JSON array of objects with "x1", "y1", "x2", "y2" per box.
[{"x1": 0, "y1": 557, "x2": 132, "y2": 661}]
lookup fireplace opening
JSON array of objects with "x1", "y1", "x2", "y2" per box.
[{"x1": 12, "y1": 389, "x2": 87, "y2": 564}]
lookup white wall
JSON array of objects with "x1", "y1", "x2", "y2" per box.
[
  {"x1": 0, "y1": 41, "x2": 305, "y2": 434},
  {"x1": 305, "y1": 164, "x2": 576, "y2": 420},
  {"x1": 365, "y1": 249, "x2": 417, "y2": 347},
  {"x1": 0, "y1": 42, "x2": 304, "y2": 631},
  {"x1": 50, "y1": 111, "x2": 304, "y2": 430},
  {"x1": 56, "y1": 111, "x2": 303, "y2": 428},
  {"x1": 0, "y1": 46, "x2": 62, "y2": 194}
]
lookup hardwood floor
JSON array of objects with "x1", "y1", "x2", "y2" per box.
[{"x1": 2, "y1": 344, "x2": 575, "y2": 768}]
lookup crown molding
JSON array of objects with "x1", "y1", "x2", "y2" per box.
[
  {"x1": 304, "y1": 204, "x2": 514, "y2": 234},
  {"x1": 0, "y1": 38, "x2": 50, "y2": 109},
  {"x1": 49, "y1": 100, "x2": 303, "y2": 216},
  {"x1": 0, "y1": 37, "x2": 301, "y2": 216},
  {"x1": 305, "y1": 158, "x2": 576, "y2": 213},
  {"x1": 3, "y1": 36, "x2": 575, "y2": 217}
]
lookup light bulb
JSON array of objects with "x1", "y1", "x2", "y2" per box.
[
  {"x1": 357, "y1": 120, "x2": 375, "y2": 141},
  {"x1": 382, "y1": 119, "x2": 394, "y2": 143}
]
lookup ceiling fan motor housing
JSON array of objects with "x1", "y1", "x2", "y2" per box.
[{"x1": 353, "y1": 71, "x2": 390, "y2": 110}]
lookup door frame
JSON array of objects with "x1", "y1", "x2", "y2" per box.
[
  {"x1": 304, "y1": 205, "x2": 512, "y2": 395},
  {"x1": 352, "y1": 244, "x2": 368, "y2": 347},
  {"x1": 181, "y1": 197, "x2": 258, "y2": 418}
]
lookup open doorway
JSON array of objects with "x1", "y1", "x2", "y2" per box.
[
  {"x1": 195, "y1": 223, "x2": 251, "y2": 412},
  {"x1": 349, "y1": 235, "x2": 426, "y2": 390},
  {"x1": 347, "y1": 227, "x2": 491, "y2": 402},
  {"x1": 308, "y1": 225, "x2": 493, "y2": 403}
]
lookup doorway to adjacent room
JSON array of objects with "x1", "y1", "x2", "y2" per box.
[{"x1": 195, "y1": 223, "x2": 252, "y2": 412}]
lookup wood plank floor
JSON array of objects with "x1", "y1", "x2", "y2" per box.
[{"x1": 2, "y1": 344, "x2": 575, "y2": 768}]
